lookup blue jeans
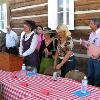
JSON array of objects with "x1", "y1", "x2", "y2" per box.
[
  {"x1": 88, "y1": 58, "x2": 100, "y2": 86},
  {"x1": 60, "y1": 56, "x2": 76, "y2": 77}
]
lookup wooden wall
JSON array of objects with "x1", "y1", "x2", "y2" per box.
[
  {"x1": 8, "y1": 0, "x2": 48, "y2": 34},
  {"x1": 7, "y1": 0, "x2": 100, "y2": 74}
]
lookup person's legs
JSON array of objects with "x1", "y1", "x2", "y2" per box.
[
  {"x1": 61, "y1": 62, "x2": 69, "y2": 77},
  {"x1": 5, "y1": 47, "x2": 17, "y2": 55},
  {"x1": 61, "y1": 58, "x2": 76, "y2": 77},
  {"x1": 88, "y1": 58, "x2": 95, "y2": 86},
  {"x1": 5, "y1": 47, "x2": 10, "y2": 53},
  {"x1": 10, "y1": 47, "x2": 17, "y2": 55},
  {"x1": 94, "y1": 59, "x2": 100, "y2": 87}
]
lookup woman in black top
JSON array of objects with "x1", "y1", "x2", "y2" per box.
[{"x1": 39, "y1": 28, "x2": 58, "y2": 74}]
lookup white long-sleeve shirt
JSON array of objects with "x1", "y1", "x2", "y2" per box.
[
  {"x1": 6, "y1": 30, "x2": 19, "y2": 48},
  {"x1": 19, "y1": 31, "x2": 38, "y2": 57}
]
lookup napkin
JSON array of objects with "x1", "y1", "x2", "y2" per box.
[
  {"x1": 40, "y1": 88, "x2": 49, "y2": 96},
  {"x1": 20, "y1": 82, "x2": 28, "y2": 87},
  {"x1": 26, "y1": 71, "x2": 37, "y2": 76},
  {"x1": 73, "y1": 90, "x2": 91, "y2": 97}
]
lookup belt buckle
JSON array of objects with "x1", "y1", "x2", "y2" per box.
[
  {"x1": 68, "y1": 59, "x2": 73, "y2": 61},
  {"x1": 97, "y1": 56, "x2": 100, "y2": 60}
]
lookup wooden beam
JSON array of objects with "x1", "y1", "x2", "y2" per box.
[
  {"x1": 9, "y1": 0, "x2": 47, "y2": 9},
  {"x1": 11, "y1": 5, "x2": 48, "y2": 17}
]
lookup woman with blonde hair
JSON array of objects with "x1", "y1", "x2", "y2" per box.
[
  {"x1": 56, "y1": 24, "x2": 71, "y2": 36},
  {"x1": 54, "y1": 24, "x2": 76, "y2": 77}
]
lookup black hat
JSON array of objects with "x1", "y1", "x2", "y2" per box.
[
  {"x1": 43, "y1": 27, "x2": 55, "y2": 34},
  {"x1": 43, "y1": 27, "x2": 56, "y2": 38}
]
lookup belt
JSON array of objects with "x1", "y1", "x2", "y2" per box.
[
  {"x1": 91, "y1": 55, "x2": 100, "y2": 60},
  {"x1": 97, "y1": 56, "x2": 100, "y2": 60},
  {"x1": 58, "y1": 54, "x2": 74, "y2": 62},
  {"x1": 67, "y1": 59, "x2": 73, "y2": 61}
]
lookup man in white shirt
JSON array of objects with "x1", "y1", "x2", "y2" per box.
[
  {"x1": 81, "y1": 18, "x2": 100, "y2": 87},
  {"x1": 5, "y1": 25, "x2": 19, "y2": 55}
]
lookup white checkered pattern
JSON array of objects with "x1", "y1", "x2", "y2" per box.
[{"x1": 0, "y1": 70, "x2": 100, "y2": 100}]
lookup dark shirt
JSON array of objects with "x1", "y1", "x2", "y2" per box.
[{"x1": 39, "y1": 38, "x2": 58, "y2": 61}]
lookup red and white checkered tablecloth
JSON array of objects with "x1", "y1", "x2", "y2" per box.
[{"x1": 0, "y1": 70, "x2": 100, "y2": 100}]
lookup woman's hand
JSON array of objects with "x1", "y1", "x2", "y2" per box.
[
  {"x1": 56, "y1": 63, "x2": 62, "y2": 70},
  {"x1": 44, "y1": 48, "x2": 52, "y2": 56},
  {"x1": 43, "y1": 48, "x2": 48, "y2": 57},
  {"x1": 44, "y1": 48, "x2": 48, "y2": 53},
  {"x1": 80, "y1": 38, "x2": 90, "y2": 48},
  {"x1": 44, "y1": 48, "x2": 48, "y2": 54}
]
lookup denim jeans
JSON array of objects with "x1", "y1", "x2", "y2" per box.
[
  {"x1": 59, "y1": 56, "x2": 76, "y2": 77},
  {"x1": 88, "y1": 58, "x2": 100, "y2": 86}
]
